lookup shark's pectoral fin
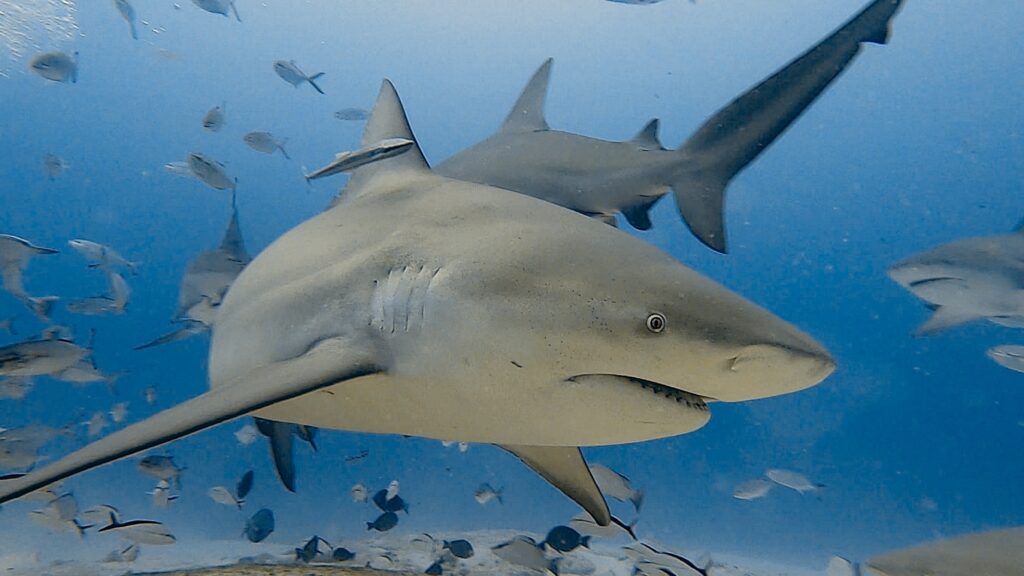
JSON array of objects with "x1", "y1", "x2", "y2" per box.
[
  {"x1": 0, "y1": 347, "x2": 382, "y2": 505},
  {"x1": 500, "y1": 58, "x2": 552, "y2": 133},
  {"x1": 915, "y1": 306, "x2": 981, "y2": 337},
  {"x1": 255, "y1": 418, "x2": 297, "y2": 492},
  {"x1": 499, "y1": 444, "x2": 610, "y2": 526},
  {"x1": 671, "y1": 173, "x2": 728, "y2": 253}
]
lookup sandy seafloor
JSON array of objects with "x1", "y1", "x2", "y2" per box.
[{"x1": 0, "y1": 528, "x2": 824, "y2": 576}]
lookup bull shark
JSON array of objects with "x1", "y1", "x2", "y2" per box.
[
  {"x1": 0, "y1": 81, "x2": 834, "y2": 523},
  {"x1": 432, "y1": 0, "x2": 905, "y2": 252},
  {"x1": 135, "y1": 193, "x2": 251, "y2": 350},
  {"x1": 888, "y1": 225, "x2": 1024, "y2": 335},
  {"x1": 864, "y1": 527, "x2": 1024, "y2": 576}
]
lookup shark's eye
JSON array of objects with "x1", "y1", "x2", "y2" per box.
[{"x1": 646, "y1": 312, "x2": 666, "y2": 333}]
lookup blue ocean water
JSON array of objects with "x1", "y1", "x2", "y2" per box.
[{"x1": 1, "y1": 0, "x2": 1023, "y2": 570}]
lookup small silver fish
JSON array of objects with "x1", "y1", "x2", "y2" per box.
[
  {"x1": 243, "y1": 131, "x2": 290, "y2": 159},
  {"x1": 234, "y1": 423, "x2": 258, "y2": 445},
  {"x1": 68, "y1": 239, "x2": 138, "y2": 273},
  {"x1": 386, "y1": 479, "x2": 400, "y2": 500},
  {"x1": 273, "y1": 60, "x2": 324, "y2": 94},
  {"x1": 81, "y1": 504, "x2": 120, "y2": 526},
  {"x1": 85, "y1": 411, "x2": 108, "y2": 437},
  {"x1": 144, "y1": 384, "x2": 157, "y2": 405},
  {"x1": 202, "y1": 102, "x2": 225, "y2": 131},
  {"x1": 334, "y1": 108, "x2": 369, "y2": 121},
  {"x1": 192, "y1": 0, "x2": 241, "y2": 22},
  {"x1": 102, "y1": 543, "x2": 139, "y2": 563},
  {"x1": 589, "y1": 463, "x2": 644, "y2": 512},
  {"x1": 491, "y1": 536, "x2": 551, "y2": 574},
  {"x1": 987, "y1": 345, "x2": 1024, "y2": 373},
  {"x1": 137, "y1": 455, "x2": 184, "y2": 486},
  {"x1": 114, "y1": 0, "x2": 138, "y2": 39},
  {"x1": 99, "y1": 519, "x2": 176, "y2": 545},
  {"x1": 305, "y1": 138, "x2": 414, "y2": 181},
  {"x1": 187, "y1": 152, "x2": 235, "y2": 191},
  {"x1": 568, "y1": 512, "x2": 637, "y2": 540},
  {"x1": 474, "y1": 483, "x2": 503, "y2": 505},
  {"x1": 149, "y1": 480, "x2": 177, "y2": 508},
  {"x1": 29, "y1": 51, "x2": 78, "y2": 83},
  {"x1": 208, "y1": 485, "x2": 242, "y2": 508},
  {"x1": 110, "y1": 402, "x2": 128, "y2": 423},
  {"x1": 350, "y1": 482, "x2": 368, "y2": 503},
  {"x1": 43, "y1": 154, "x2": 67, "y2": 180},
  {"x1": 733, "y1": 478, "x2": 773, "y2": 501},
  {"x1": 766, "y1": 468, "x2": 822, "y2": 494}
]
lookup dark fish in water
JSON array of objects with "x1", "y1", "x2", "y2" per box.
[
  {"x1": 424, "y1": 560, "x2": 443, "y2": 575},
  {"x1": 244, "y1": 508, "x2": 274, "y2": 542},
  {"x1": 273, "y1": 60, "x2": 324, "y2": 94},
  {"x1": 114, "y1": 0, "x2": 138, "y2": 40},
  {"x1": 192, "y1": 0, "x2": 241, "y2": 22},
  {"x1": 29, "y1": 51, "x2": 78, "y2": 83},
  {"x1": 332, "y1": 546, "x2": 355, "y2": 561},
  {"x1": 202, "y1": 102, "x2": 226, "y2": 131},
  {"x1": 295, "y1": 535, "x2": 328, "y2": 563},
  {"x1": 366, "y1": 511, "x2": 398, "y2": 532},
  {"x1": 372, "y1": 489, "x2": 409, "y2": 513},
  {"x1": 334, "y1": 108, "x2": 369, "y2": 121},
  {"x1": 544, "y1": 525, "x2": 590, "y2": 553},
  {"x1": 236, "y1": 469, "x2": 254, "y2": 500},
  {"x1": 443, "y1": 539, "x2": 475, "y2": 559},
  {"x1": 345, "y1": 449, "x2": 369, "y2": 464}
]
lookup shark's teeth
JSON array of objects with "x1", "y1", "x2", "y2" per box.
[{"x1": 633, "y1": 377, "x2": 708, "y2": 411}]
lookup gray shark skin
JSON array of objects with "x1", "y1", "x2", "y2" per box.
[
  {"x1": 135, "y1": 193, "x2": 251, "y2": 350},
  {"x1": 0, "y1": 80, "x2": 833, "y2": 524},
  {"x1": 433, "y1": 0, "x2": 905, "y2": 252},
  {"x1": 865, "y1": 527, "x2": 1024, "y2": 576},
  {"x1": 888, "y1": 226, "x2": 1024, "y2": 336}
]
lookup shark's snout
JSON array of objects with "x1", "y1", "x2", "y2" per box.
[{"x1": 713, "y1": 329, "x2": 835, "y2": 403}]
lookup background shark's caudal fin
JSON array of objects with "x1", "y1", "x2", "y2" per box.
[
  {"x1": 673, "y1": 0, "x2": 905, "y2": 253},
  {"x1": 0, "y1": 347, "x2": 381, "y2": 505},
  {"x1": 500, "y1": 444, "x2": 611, "y2": 526},
  {"x1": 500, "y1": 58, "x2": 553, "y2": 133},
  {"x1": 630, "y1": 119, "x2": 664, "y2": 151}
]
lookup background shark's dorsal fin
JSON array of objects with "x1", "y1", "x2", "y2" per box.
[
  {"x1": 630, "y1": 119, "x2": 664, "y2": 151},
  {"x1": 500, "y1": 58, "x2": 553, "y2": 133},
  {"x1": 346, "y1": 80, "x2": 429, "y2": 194}
]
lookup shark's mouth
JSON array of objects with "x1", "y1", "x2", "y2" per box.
[{"x1": 569, "y1": 374, "x2": 709, "y2": 412}]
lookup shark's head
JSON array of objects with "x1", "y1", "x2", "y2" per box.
[{"x1": 887, "y1": 235, "x2": 1018, "y2": 304}]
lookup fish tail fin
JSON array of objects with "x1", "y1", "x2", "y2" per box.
[
  {"x1": 365, "y1": 522, "x2": 373, "y2": 530},
  {"x1": 630, "y1": 489, "x2": 644, "y2": 512},
  {"x1": 278, "y1": 138, "x2": 291, "y2": 160},
  {"x1": 307, "y1": 73, "x2": 325, "y2": 95},
  {"x1": 230, "y1": 0, "x2": 242, "y2": 22},
  {"x1": 129, "y1": 21, "x2": 138, "y2": 40},
  {"x1": 581, "y1": 535, "x2": 591, "y2": 549},
  {"x1": 672, "y1": 0, "x2": 905, "y2": 253}
]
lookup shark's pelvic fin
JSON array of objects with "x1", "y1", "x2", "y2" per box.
[
  {"x1": 674, "y1": 0, "x2": 906, "y2": 253},
  {"x1": 915, "y1": 306, "x2": 981, "y2": 337},
  {"x1": 500, "y1": 444, "x2": 611, "y2": 526},
  {"x1": 622, "y1": 196, "x2": 661, "y2": 231},
  {"x1": 255, "y1": 418, "x2": 297, "y2": 492},
  {"x1": 0, "y1": 344, "x2": 381, "y2": 504},
  {"x1": 500, "y1": 58, "x2": 553, "y2": 133},
  {"x1": 630, "y1": 119, "x2": 665, "y2": 151}
]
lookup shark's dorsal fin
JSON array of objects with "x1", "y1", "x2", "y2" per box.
[
  {"x1": 500, "y1": 58, "x2": 553, "y2": 133},
  {"x1": 500, "y1": 444, "x2": 610, "y2": 526},
  {"x1": 630, "y1": 119, "x2": 664, "y2": 151},
  {"x1": 344, "y1": 80, "x2": 430, "y2": 196},
  {"x1": 219, "y1": 191, "x2": 249, "y2": 261}
]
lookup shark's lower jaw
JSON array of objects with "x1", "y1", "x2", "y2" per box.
[{"x1": 569, "y1": 374, "x2": 709, "y2": 412}]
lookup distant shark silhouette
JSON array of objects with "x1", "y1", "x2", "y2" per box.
[
  {"x1": 865, "y1": 527, "x2": 1024, "y2": 576},
  {"x1": 889, "y1": 224, "x2": 1024, "y2": 336},
  {"x1": 434, "y1": 0, "x2": 906, "y2": 252},
  {"x1": 0, "y1": 80, "x2": 833, "y2": 523}
]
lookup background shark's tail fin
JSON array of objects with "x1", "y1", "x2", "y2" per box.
[
  {"x1": 342, "y1": 80, "x2": 430, "y2": 199},
  {"x1": 672, "y1": 0, "x2": 905, "y2": 252}
]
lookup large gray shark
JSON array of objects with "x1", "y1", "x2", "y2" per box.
[
  {"x1": 0, "y1": 81, "x2": 834, "y2": 523},
  {"x1": 135, "y1": 193, "x2": 251, "y2": 350},
  {"x1": 864, "y1": 527, "x2": 1024, "y2": 576},
  {"x1": 888, "y1": 226, "x2": 1024, "y2": 336},
  {"x1": 433, "y1": 0, "x2": 905, "y2": 252}
]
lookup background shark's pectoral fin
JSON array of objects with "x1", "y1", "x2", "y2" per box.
[
  {"x1": 0, "y1": 345, "x2": 381, "y2": 505},
  {"x1": 500, "y1": 58, "x2": 553, "y2": 133},
  {"x1": 255, "y1": 418, "x2": 297, "y2": 492},
  {"x1": 500, "y1": 444, "x2": 610, "y2": 526},
  {"x1": 915, "y1": 306, "x2": 980, "y2": 336},
  {"x1": 671, "y1": 172, "x2": 728, "y2": 253}
]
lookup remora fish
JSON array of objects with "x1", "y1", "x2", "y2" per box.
[
  {"x1": 865, "y1": 527, "x2": 1024, "y2": 576},
  {"x1": 431, "y1": 0, "x2": 906, "y2": 252},
  {"x1": 29, "y1": 51, "x2": 78, "y2": 83},
  {"x1": 192, "y1": 0, "x2": 240, "y2": 22},
  {"x1": 306, "y1": 138, "x2": 414, "y2": 181},
  {"x1": 273, "y1": 60, "x2": 325, "y2": 94},
  {"x1": 889, "y1": 224, "x2": 1024, "y2": 335},
  {"x1": 0, "y1": 81, "x2": 833, "y2": 527}
]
